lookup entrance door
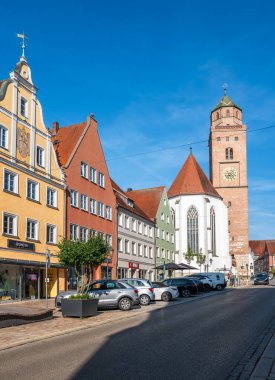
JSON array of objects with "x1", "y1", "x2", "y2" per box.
[{"x1": 23, "y1": 268, "x2": 39, "y2": 299}]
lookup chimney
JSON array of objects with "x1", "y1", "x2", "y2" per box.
[
  {"x1": 52, "y1": 121, "x2": 59, "y2": 136},
  {"x1": 127, "y1": 188, "x2": 133, "y2": 192}
]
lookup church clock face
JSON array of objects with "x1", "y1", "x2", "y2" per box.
[{"x1": 223, "y1": 167, "x2": 237, "y2": 181}]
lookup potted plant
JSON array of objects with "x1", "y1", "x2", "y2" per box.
[{"x1": 58, "y1": 235, "x2": 111, "y2": 318}]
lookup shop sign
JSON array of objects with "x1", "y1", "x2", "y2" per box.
[
  {"x1": 129, "y1": 262, "x2": 139, "y2": 269},
  {"x1": 27, "y1": 274, "x2": 38, "y2": 281},
  {"x1": 8, "y1": 239, "x2": 35, "y2": 251}
]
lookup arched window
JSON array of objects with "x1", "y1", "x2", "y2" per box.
[
  {"x1": 236, "y1": 111, "x2": 239, "y2": 118},
  {"x1": 187, "y1": 206, "x2": 199, "y2": 254},
  {"x1": 210, "y1": 207, "x2": 216, "y2": 256},
  {"x1": 225, "y1": 147, "x2": 233, "y2": 160},
  {"x1": 226, "y1": 110, "x2": 230, "y2": 117},
  {"x1": 0, "y1": 125, "x2": 8, "y2": 149},
  {"x1": 216, "y1": 112, "x2": 219, "y2": 120}
]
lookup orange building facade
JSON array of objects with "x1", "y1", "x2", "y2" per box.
[{"x1": 52, "y1": 116, "x2": 117, "y2": 285}]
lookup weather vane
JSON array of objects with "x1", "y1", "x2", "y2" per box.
[
  {"x1": 222, "y1": 83, "x2": 228, "y2": 96},
  {"x1": 17, "y1": 32, "x2": 29, "y2": 57}
]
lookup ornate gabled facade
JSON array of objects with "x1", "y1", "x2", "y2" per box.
[
  {"x1": 209, "y1": 94, "x2": 249, "y2": 274},
  {"x1": 0, "y1": 53, "x2": 65, "y2": 300},
  {"x1": 168, "y1": 152, "x2": 231, "y2": 273}
]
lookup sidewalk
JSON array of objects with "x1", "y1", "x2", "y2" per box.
[{"x1": 249, "y1": 333, "x2": 275, "y2": 379}]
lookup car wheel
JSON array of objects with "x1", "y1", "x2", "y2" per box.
[
  {"x1": 118, "y1": 297, "x2": 132, "y2": 311},
  {"x1": 204, "y1": 284, "x2": 211, "y2": 292},
  {"x1": 216, "y1": 284, "x2": 223, "y2": 291},
  {"x1": 161, "y1": 292, "x2": 172, "y2": 302},
  {"x1": 182, "y1": 289, "x2": 190, "y2": 298},
  {"x1": 139, "y1": 294, "x2": 151, "y2": 306}
]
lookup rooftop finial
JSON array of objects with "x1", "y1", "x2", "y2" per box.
[
  {"x1": 17, "y1": 32, "x2": 29, "y2": 59},
  {"x1": 222, "y1": 83, "x2": 228, "y2": 96},
  {"x1": 189, "y1": 146, "x2": 192, "y2": 154}
]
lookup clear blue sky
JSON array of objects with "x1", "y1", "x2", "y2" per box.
[{"x1": 1, "y1": 0, "x2": 275, "y2": 240}]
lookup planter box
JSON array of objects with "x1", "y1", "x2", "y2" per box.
[{"x1": 61, "y1": 298, "x2": 99, "y2": 318}]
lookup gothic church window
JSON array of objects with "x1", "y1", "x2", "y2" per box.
[
  {"x1": 225, "y1": 147, "x2": 233, "y2": 160},
  {"x1": 187, "y1": 206, "x2": 199, "y2": 254},
  {"x1": 210, "y1": 207, "x2": 216, "y2": 256}
]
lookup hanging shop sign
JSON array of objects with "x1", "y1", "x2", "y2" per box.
[{"x1": 128, "y1": 262, "x2": 139, "y2": 269}]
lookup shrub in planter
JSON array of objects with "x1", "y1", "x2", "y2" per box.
[{"x1": 61, "y1": 294, "x2": 99, "y2": 318}]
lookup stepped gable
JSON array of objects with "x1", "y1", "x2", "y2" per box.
[
  {"x1": 249, "y1": 240, "x2": 266, "y2": 258},
  {"x1": 167, "y1": 152, "x2": 222, "y2": 199},
  {"x1": 111, "y1": 179, "x2": 151, "y2": 221},
  {"x1": 51, "y1": 122, "x2": 86, "y2": 166},
  {"x1": 125, "y1": 186, "x2": 165, "y2": 221}
]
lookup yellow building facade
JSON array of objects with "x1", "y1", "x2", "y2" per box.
[{"x1": 0, "y1": 53, "x2": 66, "y2": 300}]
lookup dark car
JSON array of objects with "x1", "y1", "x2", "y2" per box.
[
  {"x1": 162, "y1": 278, "x2": 198, "y2": 297},
  {"x1": 186, "y1": 277, "x2": 205, "y2": 292},
  {"x1": 254, "y1": 273, "x2": 269, "y2": 285}
]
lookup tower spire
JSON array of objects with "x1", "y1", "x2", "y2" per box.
[
  {"x1": 222, "y1": 83, "x2": 228, "y2": 96},
  {"x1": 17, "y1": 32, "x2": 28, "y2": 61}
]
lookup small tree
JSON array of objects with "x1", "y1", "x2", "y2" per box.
[
  {"x1": 185, "y1": 246, "x2": 195, "y2": 275},
  {"x1": 196, "y1": 251, "x2": 206, "y2": 272}
]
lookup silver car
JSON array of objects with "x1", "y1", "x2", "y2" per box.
[
  {"x1": 152, "y1": 282, "x2": 179, "y2": 301},
  {"x1": 120, "y1": 278, "x2": 155, "y2": 306},
  {"x1": 55, "y1": 280, "x2": 140, "y2": 311}
]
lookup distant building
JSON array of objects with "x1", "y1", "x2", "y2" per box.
[
  {"x1": 168, "y1": 151, "x2": 231, "y2": 273},
  {"x1": 250, "y1": 240, "x2": 275, "y2": 274},
  {"x1": 125, "y1": 186, "x2": 176, "y2": 280},
  {"x1": 52, "y1": 116, "x2": 117, "y2": 283},
  {"x1": 112, "y1": 180, "x2": 155, "y2": 280},
  {"x1": 0, "y1": 52, "x2": 65, "y2": 300}
]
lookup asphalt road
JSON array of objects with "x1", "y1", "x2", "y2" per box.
[{"x1": 0, "y1": 287, "x2": 275, "y2": 380}]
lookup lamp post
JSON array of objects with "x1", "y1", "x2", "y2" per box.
[{"x1": 106, "y1": 249, "x2": 113, "y2": 280}]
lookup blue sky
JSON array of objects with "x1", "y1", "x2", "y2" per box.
[{"x1": 1, "y1": 0, "x2": 275, "y2": 239}]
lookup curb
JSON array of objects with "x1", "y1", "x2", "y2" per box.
[{"x1": 0, "y1": 288, "x2": 232, "y2": 352}]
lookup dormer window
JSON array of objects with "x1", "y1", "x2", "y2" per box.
[
  {"x1": 127, "y1": 199, "x2": 133, "y2": 207},
  {"x1": 20, "y1": 97, "x2": 28, "y2": 118}
]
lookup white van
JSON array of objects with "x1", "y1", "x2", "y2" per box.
[{"x1": 199, "y1": 272, "x2": 226, "y2": 290}]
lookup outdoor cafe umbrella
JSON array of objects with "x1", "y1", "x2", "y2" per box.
[{"x1": 154, "y1": 262, "x2": 184, "y2": 270}]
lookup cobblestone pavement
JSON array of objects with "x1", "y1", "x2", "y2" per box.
[{"x1": 0, "y1": 288, "x2": 231, "y2": 351}]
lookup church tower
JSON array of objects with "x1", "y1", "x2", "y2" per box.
[{"x1": 209, "y1": 92, "x2": 249, "y2": 274}]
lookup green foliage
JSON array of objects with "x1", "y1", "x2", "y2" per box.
[
  {"x1": 69, "y1": 294, "x2": 92, "y2": 300},
  {"x1": 196, "y1": 253, "x2": 206, "y2": 272},
  {"x1": 185, "y1": 246, "x2": 195, "y2": 265}
]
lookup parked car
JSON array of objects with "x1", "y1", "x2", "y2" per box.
[
  {"x1": 186, "y1": 274, "x2": 213, "y2": 291},
  {"x1": 185, "y1": 277, "x2": 205, "y2": 292},
  {"x1": 254, "y1": 273, "x2": 269, "y2": 285},
  {"x1": 152, "y1": 282, "x2": 179, "y2": 301},
  {"x1": 120, "y1": 279, "x2": 155, "y2": 306},
  {"x1": 55, "y1": 280, "x2": 140, "y2": 311},
  {"x1": 199, "y1": 272, "x2": 227, "y2": 290},
  {"x1": 162, "y1": 278, "x2": 198, "y2": 297}
]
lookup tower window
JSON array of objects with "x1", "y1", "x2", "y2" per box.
[
  {"x1": 225, "y1": 147, "x2": 233, "y2": 160},
  {"x1": 226, "y1": 136, "x2": 230, "y2": 141},
  {"x1": 234, "y1": 136, "x2": 239, "y2": 141},
  {"x1": 226, "y1": 110, "x2": 230, "y2": 117},
  {"x1": 216, "y1": 112, "x2": 219, "y2": 120},
  {"x1": 216, "y1": 137, "x2": 221, "y2": 142},
  {"x1": 236, "y1": 111, "x2": 239, "y2": 118},
  {"x1": 228, "y1": 201, "x2": 231, "y2": 207}
]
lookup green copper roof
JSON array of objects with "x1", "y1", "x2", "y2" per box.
[{"x1": 212, "y1": 95, "x2": 242, "y2": 112}]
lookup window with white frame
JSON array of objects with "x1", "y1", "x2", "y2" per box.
[
  {"x1": 70, "y1": 190, "x2": 78, "y2": 207},
  {"x1": 0, "y1": 126, "x2": 8, "y2": 149},
  {"x1": 118, "y1": 238, "x2": 122, "y2": 252},
  {"x1": 118, "y1": 213, "x2": 123, "y2": 226},
  {"x1": 47, "y1": 187, "x2": 57, "y2": 207},
  {"x1": 106, "y1": 206, "x2": 112, "y2": 220},
  {"x1": 80, "y1": 226, "x2": 89, "y2": 242},
  {"x1": 149, "y1": 227, "x2": 153, "y2": 238},
  {"x1": 90, "y1": 229, "x2": 96, "y2": 237},
  {"x1": 149, "y1": 247, "x2": 153, "y2": 259},
  {"x1": 156, "y1": 247, "x2": 160, "y2": 258},
  {"x1": 80, "y1": 194, "x2": 88, "y2": 211},
  {"x1": 166, "y1": 232, "x2": 170, "y2": 242},
  {"x1": 4, "y1": 169, "x2": 18, "y2": 194},
  {"x1": 36, "y1": 146, "x2": 45, "y2": 167},
  {"x1": 106, "y1": 234, "x2": 112, "y2": 247},
  {"x1": 98, "y1": 202, "x2": 104, "y2": 217},
  {"x1": 27, "y1": 179, "x2": 39, "y2": 201},
  {"x1": 161, "y1": 229, "x2": 165, "y2": 240},
  {"x1": 164, "y1": 198, "x2": 167, "y2": 206},
  {"x1": 161, "y1": 213, "x2": 165, "y2": 221},
  {"x1": 138, "y1": 222, "x2": 142, "y2": 234},
  {"x1": 98, "y1": 172, "x2": 105, "y2": 187},
  {"x1": 90, "y1": 198, "x2": 97, "y2": 214},
  {"x1": 144, "y1": 224, "x2": 148, "y2": 236},
  {"x1": 27, "y1": 219, "x2": 38, "y2": 240},
  {"x1": 171, "y1": 251, "x2": 175, "y2": 261},
  {"x1": 80, "y1": 162, "x2": 88, "y2": 178},
  {"x1": 161, "y1": 248, "x2": 165, "y2": 259},
  {"x1": 20, "y1": 97, "x2": 28, "y2": 118},
  {"x1": 90, "y1": 167, "x2": 97, "y2": 183},
  {"x1": 70, "y1": 224, "x2": 78, "y2": 241},
  {"x1": 125, "y1": 215, "x2": 130, "y2": 229},
  {"x1": 46, "y1": 224, "x2": 56, "y2": 244},
  {"x1": 166, "y1": 215, "x2": 170, "y2": 224},
  {"x1": 144, "y1": 245, "x2": 148, "y2": 257},
  {"x1": 156, "y1": 227, "x2": 160, "y2": 238},
  {"x1": 3, "y1": 213, "x2": 17, "y2": 236},
  {"x1": 125, "y1": 240, "x2": 130, "y2": 253},
  {"x1": 138, "y1": 244, "x2": 142, "y2": 256},
  {"x1": 132, "y1": 219, "x2": 137, "y2": 232},
  {"x1": 171, "y1": 233, "x2": 175, "y2": 244},
  {"x1": 132, "y1": 242, "x2": 136, "y2": 255}
]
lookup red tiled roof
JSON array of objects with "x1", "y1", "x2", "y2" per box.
[
  {"x1": 249, "y1": 240, "x2": 266, "y2": 257},
  {"x1": 52, "y1": 122, "x2": 87, "y2": 166},
  {"x1": 125, "y1": 186, "x2": 165, "y2": 221},
  {"x1": 111, "y1": 179, "x2": 152, "y2": 222},
  {"x1": 167, "y1": 153, "x2": 222, "y2": 199},
  {"x1": 266, "y1": 241, "x2": 275, "y2": 255}
]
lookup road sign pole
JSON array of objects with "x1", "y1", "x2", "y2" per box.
[{"x1": 45, "y1": 249, "x2": 50, "y2": 309}]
